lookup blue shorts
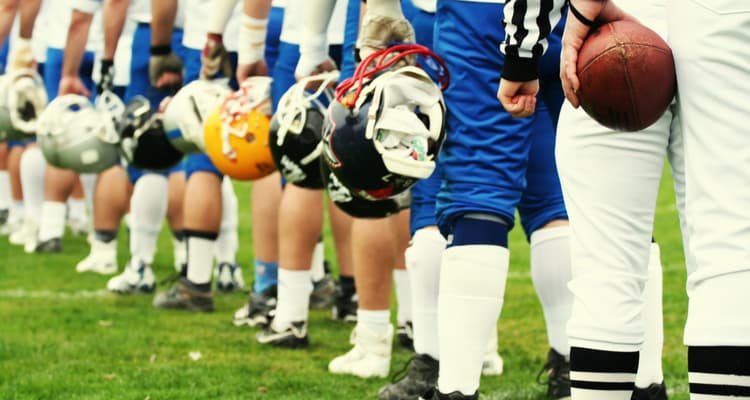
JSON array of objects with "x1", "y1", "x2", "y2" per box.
[
  {"x1": 124, "y1": 25, "x2": 187, "y2": 107},
  {"x1": 45, "y1": 48, "x2": 95, "y2": 101},
  {"x1": 0, "y1": 38, "x2": 8, "y2": 74},
  {"x1": 127, "y1": 161, "x2": 185, "y2": 184},
  {"x1": 340, "y1": 0, "x2": 361, "y2": 81},
  {"x1": 184, "y1": 153, "x2": 222, "y2": 179},
  {"x1": 433, "y1": 0, "x2": 566, "y2": 237},
  {"x1": 265, "y1": 6, "x2": 284, "y2": 77},
  {"x1": 271, "y1": 42, "x2": 300, "y2": 112}
]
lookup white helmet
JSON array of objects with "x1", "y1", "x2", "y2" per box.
[
  {"x1": 161, "y1": 79, "x2": 230, "y2": 153},
  {"x1": 37, "y1": 94, "x2": 121, "y2": 173},
  {"x1": 0, "y1": 69, "x2": 48, "y2": 141}
]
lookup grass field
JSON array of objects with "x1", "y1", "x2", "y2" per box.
[{"x1": 0, "y1": 173, "x2": 690, "y2": 400}]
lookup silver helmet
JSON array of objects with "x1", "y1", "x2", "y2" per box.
[{"x1": 37, "y1": 93, "x2": 121, "y2": 173}]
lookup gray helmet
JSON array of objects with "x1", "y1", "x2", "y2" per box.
[
  {"x1": 161, "y1": 79, "x2": 230, "y2": 154},
  {"x1": 37, "y1": 94, "x2": 121, "y2": 173},
  {"x1": 0, "y1": 69, "x2": 48, "y2": 141}
]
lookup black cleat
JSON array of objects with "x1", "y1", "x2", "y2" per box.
[
  {"x1": 232, "y1": 285, "x2": 277, "y2": 327},
  {"x1": 332, "y1": 285, "x2": 358, "y2": 323},
  {"x1": 0, "y1": 209, "x2": 8, "y2": 225},
  {"x1": 396, "y1": 321, "x2": 414, "y2": 351},
  {"x1": 152, "y1": 277, "x2": 214, "y2": 312},
  {"x1": 256, "y1": 320, "x2": 309, "y2": 349},
  {"x1": 215, "y1": 262, "x2": 245, "y2": 293},
  {"x1": 310, "y1": 269, "x2": 336, "y2": 309},
  {"x1": 537, "y1": 348, "x2": 571, "y2": 400},
  {"x1": 379, "y1": 353, "x2": 439, "y2": 400},
  {"x1": 632, "y1": 382, "x2": 668, "y2": 400},
  {"x1": 34, "y1": 237, "x2": 62, "y2": 253},
  {"x1": 419, "y1": 389, "x2": 478, "y2": 400}
]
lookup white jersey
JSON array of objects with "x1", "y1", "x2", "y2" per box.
[
  {"x1": 411, "y1": 0, "x2": 436, "y2": 13},
  {"x1": 31, "y1": 0, "x2": 51, "y2": 62},
  {"x1": 279, "y1": 0, "x2": 346, "y2": 45},
  {"x1": 42, "y1": 1, "x2": 100, "y2": 51},
  {"x1": 182, "y1": 0, "x2": 212, "y2": 50}
]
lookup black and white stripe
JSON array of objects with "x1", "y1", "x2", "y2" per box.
[
  {"x1": 689, "y1": 346, "x2": 750, "y2": 398},
  {"x1": 501, "y1": 0, "x2": 564, "y2": 60},
  {"x1": 570, "y1": 347, "x2": 639, "y2": 399}
]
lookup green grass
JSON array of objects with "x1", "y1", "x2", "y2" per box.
[{"x1": 0, "y1": 174, "x2": 689, "y2": 399}]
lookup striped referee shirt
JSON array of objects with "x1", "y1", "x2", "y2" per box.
[{"x1": 500, "y1": 0, "x2": 567, "y2": 82}]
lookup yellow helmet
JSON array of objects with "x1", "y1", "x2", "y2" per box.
[{"x1": 204, "y1": 76, "x2": 276, "y2": 180}]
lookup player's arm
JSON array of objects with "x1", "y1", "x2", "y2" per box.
[
  {"x1": 59, "y1": 4, "x2": 97, "y2": 97},
  {"x1": 0, "y1": 0, "x2": 20, "y2": 45},
  {"x1": 560, "y1": 0, "x2": 634, "y2": 108},
  {"x1": 8, "y1": 0, "x2": 42, "y2": 70},
  {"x1": 496, "y1": 0, "x2": 566, "y2": 118},
  {"x1": 356, "y1": 0, "x2": 414, "y2": 60},
  {"x1": 235, "y1": 0, "x2": 272, "y2": 82},
  {"x1": 200, "y1": 0, "x2": 239, "y2": 79},
  {"x1": 100, "y1": 0, "x2": 130, "y2": 94},
  {"x1": 150, "y1": 0, "x2": 182, "y2": 91},
  {"x1": 295, "y1": 0, "x2": 337, "y2": 80}
]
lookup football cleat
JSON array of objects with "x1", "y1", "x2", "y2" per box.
[
  {"x1": 215, "y1": 262, "x2": 245, "y2": 293},
  {"x1": 0, "y1": 209, "x2": 8, "y2": 226},
  {"x1": 396, "y1": 321, "x2": 414, "y2": 351},
  {"x1": 66, "y1": 216, "x2": 90, "y2": 236},
  {"x1": 378, "y1": 353, "x2": 439, "y2": 400},
  {"x1": 482, "y1": 350, "x2": 504, "y2": 376},
  {"x1": 76, "y1": 238, "x2": 118, "y2": 275},
  {"x1": 309, "y1": 270, "x2": 336, "y2": 309},
  {"x1": 9, "y1": 218, "x2": 35, "y2": 246},
  {"x1": 328, "y1": 324, "x2": 393, "y2": 378},
  {"x1": 256, "y1": 320, "x2": 309, "y2": 349},
  {"x1": 106, "y1": 260, "x2": 156, "y2": 294},
  {"x1": 232, "y1": 284, "x2": 277, "y2": 327},
  {"x1": 331, "y1": 286, "x2": 358, "y2": 323},
  {"x1": 152, "y1": 277, "x2": 214, "y2": 312},
  {"x1": 631, "y1": 382, "x2": 668, "y2": 400},
  {"x1": 418, "y1": 389, "x2": 478, "y2": 400},
  {"x1": 34, "y1": 237, "x2": 62, "y2": 254},
  {"x1": 537, "y1": 348, "x2": 571, "y2": 400}
]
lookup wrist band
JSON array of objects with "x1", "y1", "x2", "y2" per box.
[
  {"x1": 568, "y1": 0, "x2": 596, "y2": 27},
  {"x1": 150, "y1": 44, "x2": 172, "y2": 56}
]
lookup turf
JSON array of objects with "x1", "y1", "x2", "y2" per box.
[{"x1": 0, "y1": 173, "x2": 689, "y2": 399}]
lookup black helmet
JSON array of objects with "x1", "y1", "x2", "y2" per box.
[
  {"x1": 118, "y1": 96, "x2": 183, "y2": 170},
  {"x1": 270, "y1": 71, "x2": 339, "y2": 189}
]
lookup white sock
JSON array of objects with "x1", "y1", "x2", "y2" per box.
[
  {"x1": 438, "y1": 245, "x2": 509, "y2": 395},
  {"x1": 67, "y1": 198, "x2": 87, "y2": 221},
  {"x1": 310, "y1": 239, "x2": 325, "y2": 282},
  {"x1": 38, "y1": 201, "x2": 67, "y2": 241},
  {"x1": 273, "y1": 268, "x2": 313, "y2": 330},
  {"x1": 393, "y1": 268, "x2": 412, "y2": 325},
  {"x1": 407, "y1": 228, "x2": 445, "y2": 359},
  {"x1": 8, "y1": 200, "x2": 24, "y2": 225},
  {"x1": 0, "y1": 170, "x2": 11, "y2": 209},
  {"x1": 635, "y1": 242, "x2": 665, "y2": 388},
  {"x1": 357, "y1": 309, "x2": 392, "y2": 336},
  {"x1": 79, "y1": 172, "x2": 97, "y2": 213},
  {"x1": 215, "y1": 177, "x2": 238, "y2": 265},
  {"x1": 129, "y1": 174, "x2": 167, "y2": 265},
  {"x1": 530, "y1": 226, "x2": 573, "y2": 359},
  {"x1": 186, "y1": 235, "x2": 216, "y2": 285},
  {"x1": 19, "y1": 147, "x2": 46, "y2": 223}
]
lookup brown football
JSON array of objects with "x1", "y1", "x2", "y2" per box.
[{"x1": 576, "y1": 20, "x2": 676, "y2": 132}]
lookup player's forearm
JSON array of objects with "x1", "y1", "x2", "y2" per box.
[
  {"x1": 500, "y1": 0, "x2": 566, "y2": 81},
  {"x1": 0, "y1": 0, "x2": 20, "y2": 44},
  {"x1": 300, "y1": 0, "x2": 336, "y2": 66},
  {"x1": 17, "y1": 0, "x2": 41, "y2": 39},
  {"x1": 62, "y1": 10, "x2": 94, "y2": 77},
  {"x1": 151, "y1": 0, "x2": 177, "y2": 46},
  {"x1": 238, "y1": 0, "x2": 271, "y2": 65},
  {"x1": 103, "y1": 0, "x2": 129, "y2": 60},
  {"x1": 207, "y1": 0, "x2": 239, "y2": 35},
  {"x1": 243, "y1": 0, "x2": 272, "y2": 20}
]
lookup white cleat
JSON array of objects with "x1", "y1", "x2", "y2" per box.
[
  {"x1": 76, "y1": 239, "x2": 118, "y2": 275},
  {"x1": 9, "y1": 219, "x2": 33, "y2": 246},
  {"x1": 106, "y1": 260, "x2": 156, "y2": 294},
  {"x1": 482, "y1": 351, "x2": 504, "y2": 376},
  {"x1": 328, "y1": 323, "x2": 393, "y2": 379}
]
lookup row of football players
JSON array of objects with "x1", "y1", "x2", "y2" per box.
[{"x1": 0, "y1": 1, "x2": 674, "y2": 400}]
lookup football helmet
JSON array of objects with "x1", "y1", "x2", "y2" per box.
[
  {"x1": 162, "y1": 79, "x2": 230, "y2": 154},
  {"x1": 204, "y1": 76, "x2": 276, "y2": 180},
  {"x1": 0, "y1": 68, "x2": 48, "y2": 141},
  {"x1": 320, "y1": 157, "x2": 409, "y2": 219},
  {"x1": 269, "y1": 71, "x2": 339, "y2": 189},
  {"x1": 118, "y1": 96, "x2": 183, "y2": 171},
  {"x1": 323, "y1": 65, "x2": 447, "y2": 201},
  {"x1": 37, "y1": 93, "x2": 121, "y2": 173}
]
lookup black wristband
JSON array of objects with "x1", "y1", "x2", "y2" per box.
[
  {"x1": 101, "y1": 59, "x2": 114, "y2": 69},
  {"x1": 568, "y1": 0, "x2": 597, "y2": 27},
  {"x1": 150, "y1": 44, "x2": 172, "y2": 56}
]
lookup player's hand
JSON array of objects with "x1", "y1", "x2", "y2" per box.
[
  {"x1": 10, "y1": 41, "x2": 35, "y2": 71},
  {"x1": 356, "y1": 6, "x2": 415, "y2": 63},
  {"x1": 236, "y1": 60, "x2": 268, "y2": 82},
  {"x1": 96, "y1": 59, "x2": 115, "y2": 95},
  {"x1": 149, "y1": 45, "x2": 184, "y2": 94},
  {"x1": 295, "y1": 57, "x2": 338, "y2": 90},
  {"x1": 200, "y1": 33, "x2": 233, "y2": 80},
  {"x1": 497, "y1": 78, "x2": 539, "y2": 118},
  {"x1": 561, "y1": 0, "x2": 637, "y2": 108},
  {"x1": 59, "y1": 75, "x2": 91, "y2": 98}
]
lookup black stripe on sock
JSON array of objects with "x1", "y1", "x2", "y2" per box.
[
  {"x1": 689, "y1": 346, "x2": 750, "y2": 376},
  {"x1": 183, "y1": 229, "x2": 219, "y2": 241},
  {"x1": 571, "y1": 380, "x2": 635, "y2": 391},
  {"x1": 690, "y1": 383, "x2": 750, "y2": 397},
  {"x1": 571, "y1": 347, "x2": 639, "y2": 373},
  {"x1": 172, "y1": 229, "x2": 185, "y2": 241},
  {"x1": 94, "y1": 230, "x2": 117, "y2": 243}
]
